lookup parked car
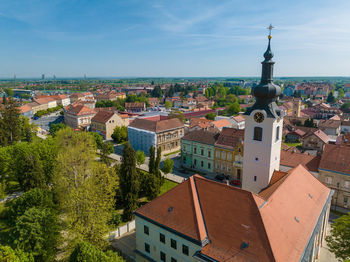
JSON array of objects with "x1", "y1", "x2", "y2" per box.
[{"x1": 230, "y1": 180, "x2": 241, "y2": 186}]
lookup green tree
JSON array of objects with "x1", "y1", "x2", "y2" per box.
[
  {"x1": 144, "y1": 172, "x2": 160, "y2": 201},
  {"x1": 12, "y1": 207, "x2": 60, "y2": 261},
  {"x1": 49, "y1": 123, "x2": 66, "y2": 137},
  {"x1": 91, "y1": 132, "x2": 104, "y2": 149},
  {"x1": 111, "y1": 126, "x2": 128, "y2": 144},
  {"x1": 135, "y1": 150, "x2": 145, "y2": 168},
  {"x1": 162, "y1": 158, "x2": 174, "y2": 174},
  {"x1": 69, "y1": 242, "x2": 124, "y2": 262},
  {"x1": 100, "y1": 142, "x2": 114, "y2": 166},
  {"x1": 11, "y1": 143, "x2": 46, "y2": 191},
  {"x1": 8, "y1": 188, "x2": 55, "y2": 223},
  {"x1": 326, "y1": 212, "x2": 350, "y2": 261},
  {"x1": 118, "y1": 142, "x2": 139, "y2": 221},
  {"x1": 54, "y1": 128, "x2": 117, "y2": 248},
  {"x1": 165, "y1": 100, "x2": 172, "y2": 109},
  {"x1": 4, "y1": 88, "x2": 14, "y2": 97},
  {"x1": 19, "y1": 116, "x2": 35, "y2": 143},
  {"x1": 148, "y1": 146, "x2": 155, "y2": 174},
  {"x1": 304, "y1": 118, "x2": 316, "y2": 128},
  {"x1": 205, "y1": 113, "x2": 216, "y2": 120},
  {"x1": 0, "y1": 97, "x2": 21, "y2": 146},
  {"x1": 0, "y1": 245, "x2": 33, "y2": 262},
  {"x1": 327, "y1": 91, "x2": 336, "y2": 103},
  {"x1": 226, "y1": 102, "x2": 240, "y2": 116},
  {"x1": 155, "y1": 147, "x2": 162, "y2": 177},
  {"x1": 0, "y1": 147, "x2": 11, "y2": 198},
  {"x1": 338, "y1": 88, "x2": 345, "y2": 98},
  {"x1": 341, "y1": 102, "x2": 350, "y2": 110},
  {"x1": 168, "y1": 110, "x2": 185, "y2": 123},
  {"x1": 151, "y1": 86, "x2": 162, "y2": 98}
]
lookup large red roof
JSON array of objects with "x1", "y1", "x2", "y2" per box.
[{"x1": 136, "y1": 166, "x2": 331, "y2": 262}]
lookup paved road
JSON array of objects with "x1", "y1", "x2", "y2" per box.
[
  {"x1": 32, "y1": 113, "x2": 63, "y2": 131},
  {"x1": 111, "y1": 231, "x2": 136, "y2": 262},
  {"x1": 0, "y1": 191, "x2": 23, "y2": 204}
]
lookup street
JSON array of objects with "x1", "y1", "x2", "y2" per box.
[{"x1": 32, "y1": 113, "x2": 63, "y2": 131}]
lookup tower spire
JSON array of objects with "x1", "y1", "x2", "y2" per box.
[{"x1": 244, "y1": 24, "x2": 281, "y2": 118}]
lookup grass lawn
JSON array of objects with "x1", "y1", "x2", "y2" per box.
[
  {"x1": 159, "y1": 179, "x2": 178, "y2": 196},
  {"x1": 164, "y1": 150, "x2": 180, "y2": 157},
  {"x1": 284, "y1": 142, "x2": 302, "y2": 147}
]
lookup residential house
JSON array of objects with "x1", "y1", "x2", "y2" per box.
[
  {"x1": 135, "y1": 167, "x2": 332, "y2": 262},
  {"x1": 90, "y1": 111, "x2": 127, "y2": 140},
  {"x1": 279, "y1": 150, "x2": 320, "y2": 177},
  {"x1": 64, "y1": 104, "x2": 96, "y2": 129},
  {"x1": 302, "y1": 129, "x2": 329, "y2": 153},
  {"x1": 128, "y1": 118, "x2": 184, "y2": 155},
  {"x1": 214, "y1": 128, "x2": 244, "y2": 183},
  {"x1": 26, "y1": 102, "x2": 42, "y2": 114},
  {"x1": 318, "y1": 119, "x2": 341, "y2": 137},
  {"x1": 19, "y1": 104, "x2": 34, "y2": 118},
  {"x1": 319, "y1": 144, "x2": 350, "y2": 209},
  {"x1": 285, "y1": 129, "x2": 306, "y2": 143},
  {"x1": 283, "y1": 85, "x2": 295, "y2": 96},
  {"x1": 34, "y1": 97, "x2": 57, "y2": 109},
  {"x1": 148, "y1": 97, "x2": 160, "y2": 107},
  {"x1": 181, "y1": 130, "x2": 218, "y2": 173},
  {"x1": 125, "y1": 102, "x2": 146, "y2": 113},
  {"x1": 237, "y1": 94, "x2": 253, "y2": 103},
  {"x1": 341, "y1": 120, "x2": 350, "y2": 133},
  {"x1": 214, "y1": 115, "x2": 245, "y2": 129},
  {"x1": 211, "y1": 119, "x2": 232, "y2": 131},
  {"x1": 51, "y1": 94, "x2": 70, "y2": 106}
]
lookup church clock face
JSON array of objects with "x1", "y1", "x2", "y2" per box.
[{"x1": 254, "y1": 112, "x2": 264, "y2": 123}]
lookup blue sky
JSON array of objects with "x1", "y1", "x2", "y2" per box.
[{"x1": 0, "y1": 0, "x2": 349, "y2": 78}]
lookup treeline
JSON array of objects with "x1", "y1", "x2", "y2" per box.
[
  {"x1": 0, "y1": 97, "x2": 36, "y2": 147},
  {"x1": 34, "y1": 105, "x2": 63, "y2": 118},
  {"x1": 0, "y1": 102, "x2": 124, "y2": 261}
]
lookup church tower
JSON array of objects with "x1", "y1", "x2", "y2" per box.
[{"x1": 242, "y1": 26, "x2": 284, "y2": 193}]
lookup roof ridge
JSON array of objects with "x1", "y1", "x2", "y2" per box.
[{"x1": 189, "y1": 176, "x2": 208, "y2": 243}]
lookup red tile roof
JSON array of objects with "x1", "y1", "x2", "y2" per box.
[
  {"x1": 319, "y1": 144, "x2": 350, "y2": 174},
  {"x1": 215, "y1": 127, "x2": 244, "y2": 149},
  {"x1": 182, "y1": 130, "x2": 219, "y2": 145},
  {"x1": 19, "y1": 104, "x2": 32, "y2": 113},
  {"x1": 211, "y1": 119, "x2": 231, "y2": 129},
  {"x1": 65, "y1": 104, "x2": 96, "y2": 116},
  {"x1": 136, "y1": 166, "x2": 331, "y2": 262},
  {"x1": 91, "y1": 110, "x2": 115, "y2": 124},
  {"x1": 129, "y1": 118, "x2": 183, "y2": 133},
  {"x1": 280, "y1": 150, "x2": 320, "y2": 172}
]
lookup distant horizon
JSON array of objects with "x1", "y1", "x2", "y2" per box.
[{"x1": 1, "y1": 75, "x2": 350, "y2": 81}]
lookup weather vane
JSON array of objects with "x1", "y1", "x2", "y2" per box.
[{"x1": 267, "y1": 24, "x2": 274, "y2": 39}]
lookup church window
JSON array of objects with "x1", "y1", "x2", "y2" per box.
[
  {"x1": 254, "y1": 176, "x2": 257, "y2": 182},
  {"x1": 201, "y1": 149, "x2": 204, "y2": 156},
  {"x1": 276, "y1": 126, "x2": 280, "y2": 141},
  {"x1": 253, "y1": 127, "x2": 263, "y2": 141},
  {"x1": 194, "y1": 147, "x2": 197, "y2": 154},
  {"x1": 208, "y1": 150, "x2": 211, "y2": 158}
]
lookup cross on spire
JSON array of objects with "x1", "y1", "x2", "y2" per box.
[{"x1": 267, "y1": 24, "x2": 274, "y2": 39}]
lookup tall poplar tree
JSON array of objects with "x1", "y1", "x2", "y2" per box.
[
  {"x1": 54, "y1": 128, "x2": 117, "y2": 249},
  {"x1": 119, "y1": 142, "x2": 139, "y2": 221},
  {"x1": 148, "y1": 145, "x2": 155, "y2": 174},
  {"x1": 0, "y1": 97, "x2": 21, "y2": 146}
]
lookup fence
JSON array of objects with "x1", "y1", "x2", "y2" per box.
[{"x1": 109, "y1": 220, "x2": 135, "y2": 241}]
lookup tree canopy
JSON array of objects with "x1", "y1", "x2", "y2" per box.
[{"x1": 326, "y1": 212, "x2": 350, "y2": 261}]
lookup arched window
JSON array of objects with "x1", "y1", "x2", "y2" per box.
[
  {"x1": 276, "y1": 126, "x2": 280, "y2": 141},
  {"x1": 253, "y1": 127, "x2": 263, "y2": 141}
]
